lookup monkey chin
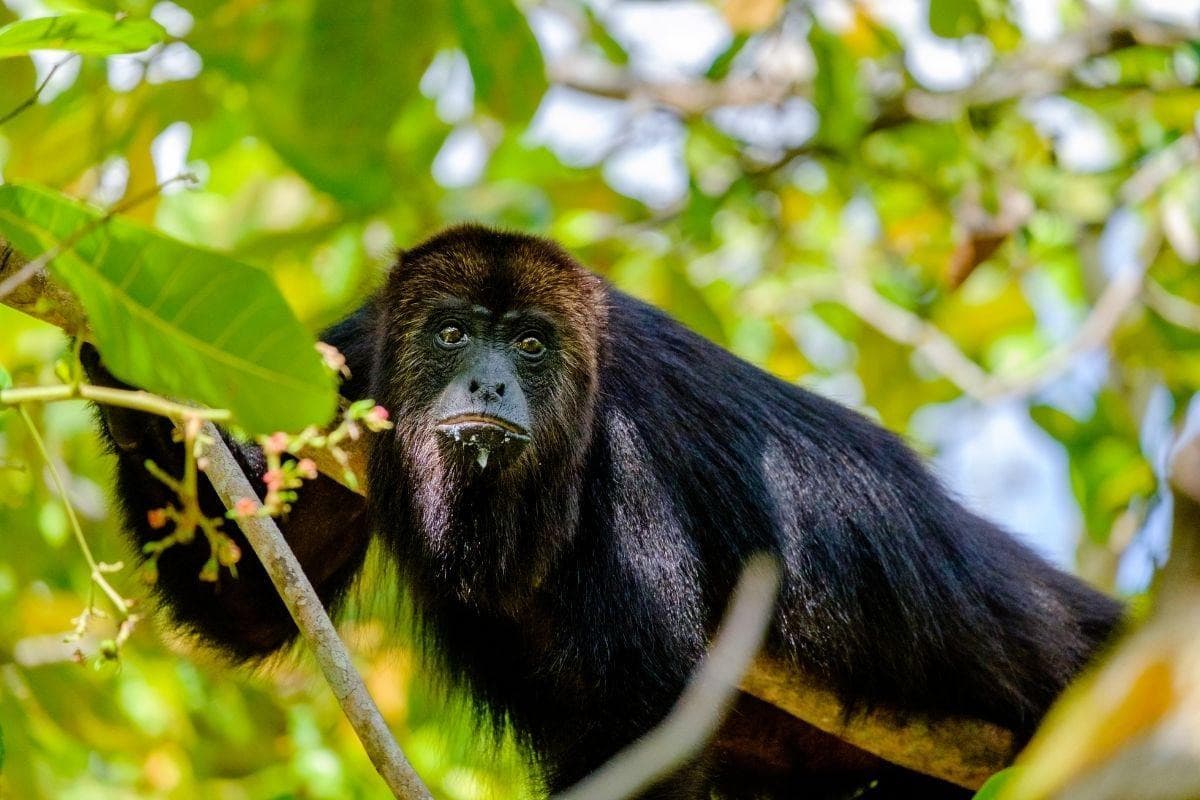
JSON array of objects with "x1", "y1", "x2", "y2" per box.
[{"x1": 435, "y1": 415, "x2": 531, "y2": 473}]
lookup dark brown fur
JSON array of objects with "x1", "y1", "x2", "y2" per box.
[{"x1": 369, "y1": 228, "x2": 607, "y2": 612}]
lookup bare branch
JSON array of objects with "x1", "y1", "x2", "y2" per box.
[
  {"x1": 1146, "y1": 280, "x2": 1200, "y2": 332},
  {"x1": 554, "y1": 554, "x2": 782, "y2": 800},
  {"x1": 0, "y1": 240, "x2": 88, "y2": 332},
  {"x1": 548, "y1": 14, "x2": 1200, "y2": 123},
  {"x1": 896, "y1": 15, "x2": 1200, "y2": 123},
  {"x1": 755, "y1": 259, "x2": 1143, "y2": 405},
  {"x1": 0, "y1": 53, "x2": 79, "y2": 127},
  {"x1": 201, "y1": 424, "x2": 433, "y2": 800},
  {"x1": 837, "y1": 273, "x2": 997, "y2": 401},
  {"x1": 550, "y1": 58, "x2": 797, "y2": 116},
  {"x1": 742, "y1": 659, "x2": 1015, "y2": 790}
]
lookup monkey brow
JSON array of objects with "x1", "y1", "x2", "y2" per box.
[{"x1": 424, "y1": 295, "x2": 560, "y2": 329}]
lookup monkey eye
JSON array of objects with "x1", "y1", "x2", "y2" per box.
[
  {"x1": 515, "y1": 335, "x2": 545, "y2": 359},
  {"x1": 436, "y1": 325, "x2": 468, "y2": 348}
]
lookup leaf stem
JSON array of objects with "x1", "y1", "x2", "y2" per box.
[
  {"x1": 18, "y1": 405, "x2": 130, "y2": 618},
  {"x1": 1, "y1": 381, "x2": 231, "y2": 421}
]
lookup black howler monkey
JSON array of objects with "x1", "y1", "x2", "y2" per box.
[{"x1": 86, "y1": 225, "x2": 1122, "y2": 799}]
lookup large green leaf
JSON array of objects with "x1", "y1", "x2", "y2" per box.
[
  {"x1": 0, "y1": 12, "x2": 165, "y2": 58},
  {"x1": 0, "y1": 184, "x2": 336, "y2": 434},
  {"x1": 246, "y1": 0, "x2": 435, "y2": 209},
  {"x1": 451, "y1": 0, "x2": 546, "y2": 123}
]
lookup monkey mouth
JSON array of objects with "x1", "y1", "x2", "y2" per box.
[
  {"x1": 435, "y1": 414, "x2": 532, "y2": 470},
  {"x1": 436, "y1": 413, "x2": 530, "y2": 440}
]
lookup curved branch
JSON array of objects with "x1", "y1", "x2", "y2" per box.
[{"x1": 741, "y1": 659, "x2": 1015, "y2": 789}]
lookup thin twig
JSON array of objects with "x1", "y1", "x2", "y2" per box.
[
  {"x1": 0, "y1": 381, "x2": 231, "y2": 421},
  {"x1": 200, "y1": 423, "x2": 432, "y2": 800},
  {"x1": 837, "y1": 273, "x2": 996, "y2": 400},
  {"x1": 0, "y1": 172, "x2": 196, "y2": 303},
  {"x1": 1145, "y1": 280, "x2": 1200, "y2": 332},
  {"x1": 19, "y1": 405, "x2": 131, "y2": 618},
  {"x1": 0, "y1": 53, "x2": 79, "y2": 127},
  {"x1": 554, "y1": 554, "x2": 782, "y2": 800}
]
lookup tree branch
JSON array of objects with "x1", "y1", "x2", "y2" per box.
[
  {"x1": 201, "y1": 425, "x2": 432, "y2": 800},
  {"x1": 742, "y1": 659, "x2": 1015, "y2": 789},
  {"x1": 548, "y1": 14, "x2": 1200, "y2": 125}
]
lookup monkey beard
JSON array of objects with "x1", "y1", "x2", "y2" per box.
[{"x1": 370, "y1": 411, "x2": 585, "y2": 616}]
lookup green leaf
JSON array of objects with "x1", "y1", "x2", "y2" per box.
[
  {"x1": 451, "y1": 0, "x2": 547, "y2": 123},
  {"x1": 0, "y1": 12, "x2": 165, "y2": 59},
  {"x1": 0, "y1": 362, "x2": 10, "y2": 391},
  {"x1": 247, "y1": 0, "x2": 436, "y2": 209},
  {"x1": 973, "y1": 768, "x2": 1014, "y2": 799},
  {"x1": 929, "y1": 0, "x2": 985, "y2": 39},
  {"x1": 706, "y1": 33, "x2": 749, "y2": 81},
  {"x1": 0, "y1": 183, "x2": 336, "y2": 434},
  {"x1": 809, "y1": 24, "x2": 867, "y2": 151},
  {"x1": 583, "y1": 5, "x2": 629, "y2": 66}
]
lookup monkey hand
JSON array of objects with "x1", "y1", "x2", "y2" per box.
[{"x1": 79, "y1": 343, "x2": 174, "y2": 455}]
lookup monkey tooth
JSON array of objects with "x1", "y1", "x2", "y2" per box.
[{"x1": 476, "y1": 448, "x2": 489, "y2": 469}]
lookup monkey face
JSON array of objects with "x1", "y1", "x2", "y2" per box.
[
  {"x1": 424, "y1": 302, "x2": 545, "y2": 472},
  {"x1": 373, "y1": 225, "x2": 607, "y2": 488}
]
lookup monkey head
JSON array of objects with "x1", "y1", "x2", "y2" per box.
[{"x1": 369, "y1": 225, "x2": 607, "y2": 606}]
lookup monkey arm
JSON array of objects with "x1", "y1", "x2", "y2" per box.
[{"x1": 82, "y1": 322, "x2": 374, "y2": 658}]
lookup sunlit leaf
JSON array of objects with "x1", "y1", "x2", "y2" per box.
[
  {"x1": 928, "y1": 0, "x2": 985, "y2": 39},
  {"x1": 0, "y1": 12, "x2": 164, "y2": 58},
  {"x1": 705, "y1": 33, "x2": 749, "y2": 80},
  {"x1": 451, "y1": 0, "x2": 546, "y2": 123},
  {"x1": 248, "y1": 0, "x2": 435, "y2": 209},
  {"x1": 722, "y1": 0, "x2": 783, "y2": 33},
  {"x1": 0, "y1": 183, "x2": 336, "y2": 434},
  {"x1": 973, "y1": 768, "x2": 1015, "y2": 799},
  {"x1": 583, "y1": 5, "x2": 629, "y2": 66},
  {"x1": 810, "y1": 24, "x2": 867, "y2": 151}
]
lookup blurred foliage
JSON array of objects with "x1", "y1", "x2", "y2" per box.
[{"x1": 0, "y1": 0, "x2": 1197, "y2": 797}]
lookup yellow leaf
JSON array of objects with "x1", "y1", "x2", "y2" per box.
[{"x1": 722, "y1": 0, "x2": 783, "y2": 32}]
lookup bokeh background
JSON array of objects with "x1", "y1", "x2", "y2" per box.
[{"x1": 1, "y1": 0, "x2": 1199, "y2": 797}]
